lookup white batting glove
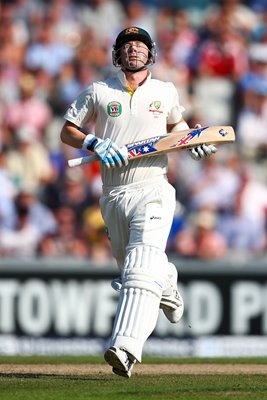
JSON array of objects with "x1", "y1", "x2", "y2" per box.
[
  {"x1": 188, "y1": 143, "x2": 217, "y2": 160},
  {"x1": 103, "y1": 142, "x2": 129, "y2": 168},
  {"x1": 188, "y1": 124, "x2": 217, "y2": 161},
  {"x1": 82, "y1": 134, "x2": 128, "y2": 168}
]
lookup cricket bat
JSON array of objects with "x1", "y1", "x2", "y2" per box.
[{"x1": 68, "y1": 125, "x2": 235, "y2": 167}]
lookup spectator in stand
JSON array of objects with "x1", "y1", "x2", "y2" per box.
[
  {"x1": 234, "y1": 170, "x2": 267, "y2": 244},
  {"x1": 171, "y1": 9, "x2": 198, "y2": 68},
  {"x1": 0, "y1": 189, "x2": 46, "y2": 258},
  {"x1": 4, "y1": 72, "x2": 52, "y2": 141},
  {"x1": 0, "y1": 4, "x2": 26, "y2": 79},
  {"x1": 0, "y1": 6, "x2": 25, "y2": 108},
  {"x1": 236, "y1": 38, "x2": 267, "y2": 160},
  {"x1": 238, "y1": 43, "x2": 267, "y2": 100},
  {"x1": 124, "y1": 1, "x2": 157, "y2": 39},
  {"x1": 11, "y1": 0, "x2": 47, "y2": 24},
  {"x1": 153, "y1": 45, "x2": 192, "y2": 116},
  {"x1": 38, "y1": 205, "x2": 89, "y2": 259},
  {"x1": 183, "y1": 153, "x2": 241, "y2": 214},
  {"x1": 5, "y1": 125, "x2": 54, "y2": 193},
  {"x1": 78, "y1": 0, "x2": 126, "y2": 44},
  {"x1": 33, "y1": 67, "x2": 56, "y2": 103},
  {"x1": 191, "y1": 16, "x2": 248, "y2": 125},
  {"x1": 44, "y1": 0, "x2": 81, "y2": 47},
  {"x1": 51, "y1": 61, "x2": 87, "y2": 116},
  {"x1": 236, "y1": 77, "x2": 267, "y2": 161},
  {"x1": 195, "y1": 19, "x2": 248, "y2": 80},
  {"x1": 159, "y1": 0, "x2": 218, "y2": 27},
  {"x1": 153, "y1": 10, "x2": 194, "y2": 115},
  {"x1": 24, "y1": 18, "x2": 74, "y2": 77},
  {"x1": 173, "y1": 208, "x2": 228, "y2": 260},
  {"x1": 217, "y1": 171, "x2": 267, "y2": 255},
  {"x1": 74, "y1": 27, "x2": 111, "y2": 77},
  {"x1": 12, "y1": 185, "x2": 57, "y2": 237},
  {"x1": 204, "y1": 0, "x2": 259, "y2": 35},
  {"x1": 57, "y1": 167, "x2": 96, "y2": 228},
  {"x1": 0, "y1": 149, "x2": 17, "y2": 230}
]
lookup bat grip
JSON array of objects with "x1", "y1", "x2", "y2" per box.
[{"x1": 68, "y1": 154, "x2": 99, "y2": 167}]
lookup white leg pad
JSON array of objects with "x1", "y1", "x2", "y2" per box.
[{"x1": 110, "y1": 246, "x2": 168, "y2": 362}]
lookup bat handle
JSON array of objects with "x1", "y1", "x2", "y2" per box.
[{"x1": 68, "y1": 154, "x2": 99, "y2": 167}]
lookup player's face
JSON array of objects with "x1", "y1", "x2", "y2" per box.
[{"x1": 120, "y1": 41, "x2": 149, "y2": 71}]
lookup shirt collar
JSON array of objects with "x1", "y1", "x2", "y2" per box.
[{"x1": 117, "y1": 69, "x2": 151, "y2": 88}]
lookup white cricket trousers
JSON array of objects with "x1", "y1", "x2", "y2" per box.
[
  {"x1": 99, "y1": 175, "x2": 176, "y2": 269},
  {"x1": 100, "y1": 175, "x2": 176, "y2": 361}
]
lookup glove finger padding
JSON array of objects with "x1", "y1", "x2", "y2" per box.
[
  {"x1": 94, "y1": 138, "x2": 129, "y2": 168},
  {"x1": 189, "y1": 144, "x2": 217, "y2": 160},
  {"x1": 94, "y1": 138, "x2": 113, "y2": 160},
  {"x1": 105, "y1": 144, "x2": 128, "y2": 168},
  {"x1": 110, "y1": 142, "x2": 128, "y2": 167},
  {"x1": 103, "y1": 153, "x2": 115, "y2": 168},
  {"x1": 203, "y1": 144, "x2": 217, "y2": 155},
  {"x1": 102, "y1": 144, "x2": 129, "y2": 168},
  {"x1": 210, "y1": 144, "x2": 217, "y2": 153},
  {"x1": 105, "y1": 147, "x2": 121, "y2": 168},
  {"x1": 189, "y1": 147, "x2": 201, "y2": 160},
  {"x1": 117, "y1": 145, "x2": 128, "y2": 167}
]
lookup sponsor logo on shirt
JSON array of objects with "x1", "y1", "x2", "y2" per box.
[
  {"x1": 149, "y1": 101, "x2": 163, "y2": 117},
  {"x1": 107, "y1": 101, "x2": 122, "y2": 117}
]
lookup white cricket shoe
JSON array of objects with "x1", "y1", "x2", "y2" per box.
[
  {"x1": 160, "y1": 263, "x2": 184, "y2": 323},
  {"x1": 104, "y1": 347, "x2": 136, "y2": 378},
  {"x1": 160, "y1": 286, "x2": 184, "y2": 323}
]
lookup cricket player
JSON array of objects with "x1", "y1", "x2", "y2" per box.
[{"x1": 60, "y1": 27, "x2": 217, "y2": 378}]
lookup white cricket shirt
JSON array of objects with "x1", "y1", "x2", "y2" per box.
[{"x1": 64, "y1": 70, "x2": 185, "y2": 186}]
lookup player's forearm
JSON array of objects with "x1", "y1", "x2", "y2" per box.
[
  {"x1": 167, "y1": 118, "x2": 189, "y2": 133},
  {"x1": 60, "y1": 121, "x2": 86, "y2": 149}
]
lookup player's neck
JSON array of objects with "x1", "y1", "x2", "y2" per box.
[{"x1": 123, "y1": 68, "x2": 149, "y2": 92}]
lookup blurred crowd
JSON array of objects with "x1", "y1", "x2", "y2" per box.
[{"x1": 0, "y1": 0, "x2": 267, "y2": 264}]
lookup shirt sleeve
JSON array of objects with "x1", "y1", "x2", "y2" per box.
[
  {"x1": 63, "y1": 84, "x2": 96, "y2": 128},
  {"x1": 166, "y1": 82, "x2": 185, "y2": 125}
]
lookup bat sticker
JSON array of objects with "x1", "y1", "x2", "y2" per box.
[
  {"x1": 219, "y1": 129, "x2": 228, "y2": 137},
  {"x1": 127, "y1": 136, "x2": 164, "y2": 158},
  {"x1": 170, "y1": 126, "x2": 208, "y2": 148}
]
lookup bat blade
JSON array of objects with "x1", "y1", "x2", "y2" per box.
[
  {"x1": 126, "y1": 126, "x2": 235, "y2": 159},
  {"x1": 68, "y1": 125, "x2": 235, "y2": 167}
]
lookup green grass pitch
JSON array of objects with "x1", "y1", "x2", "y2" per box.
[{"x1": 0, "y1": 356, "x2": 266, "y2": 400}]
